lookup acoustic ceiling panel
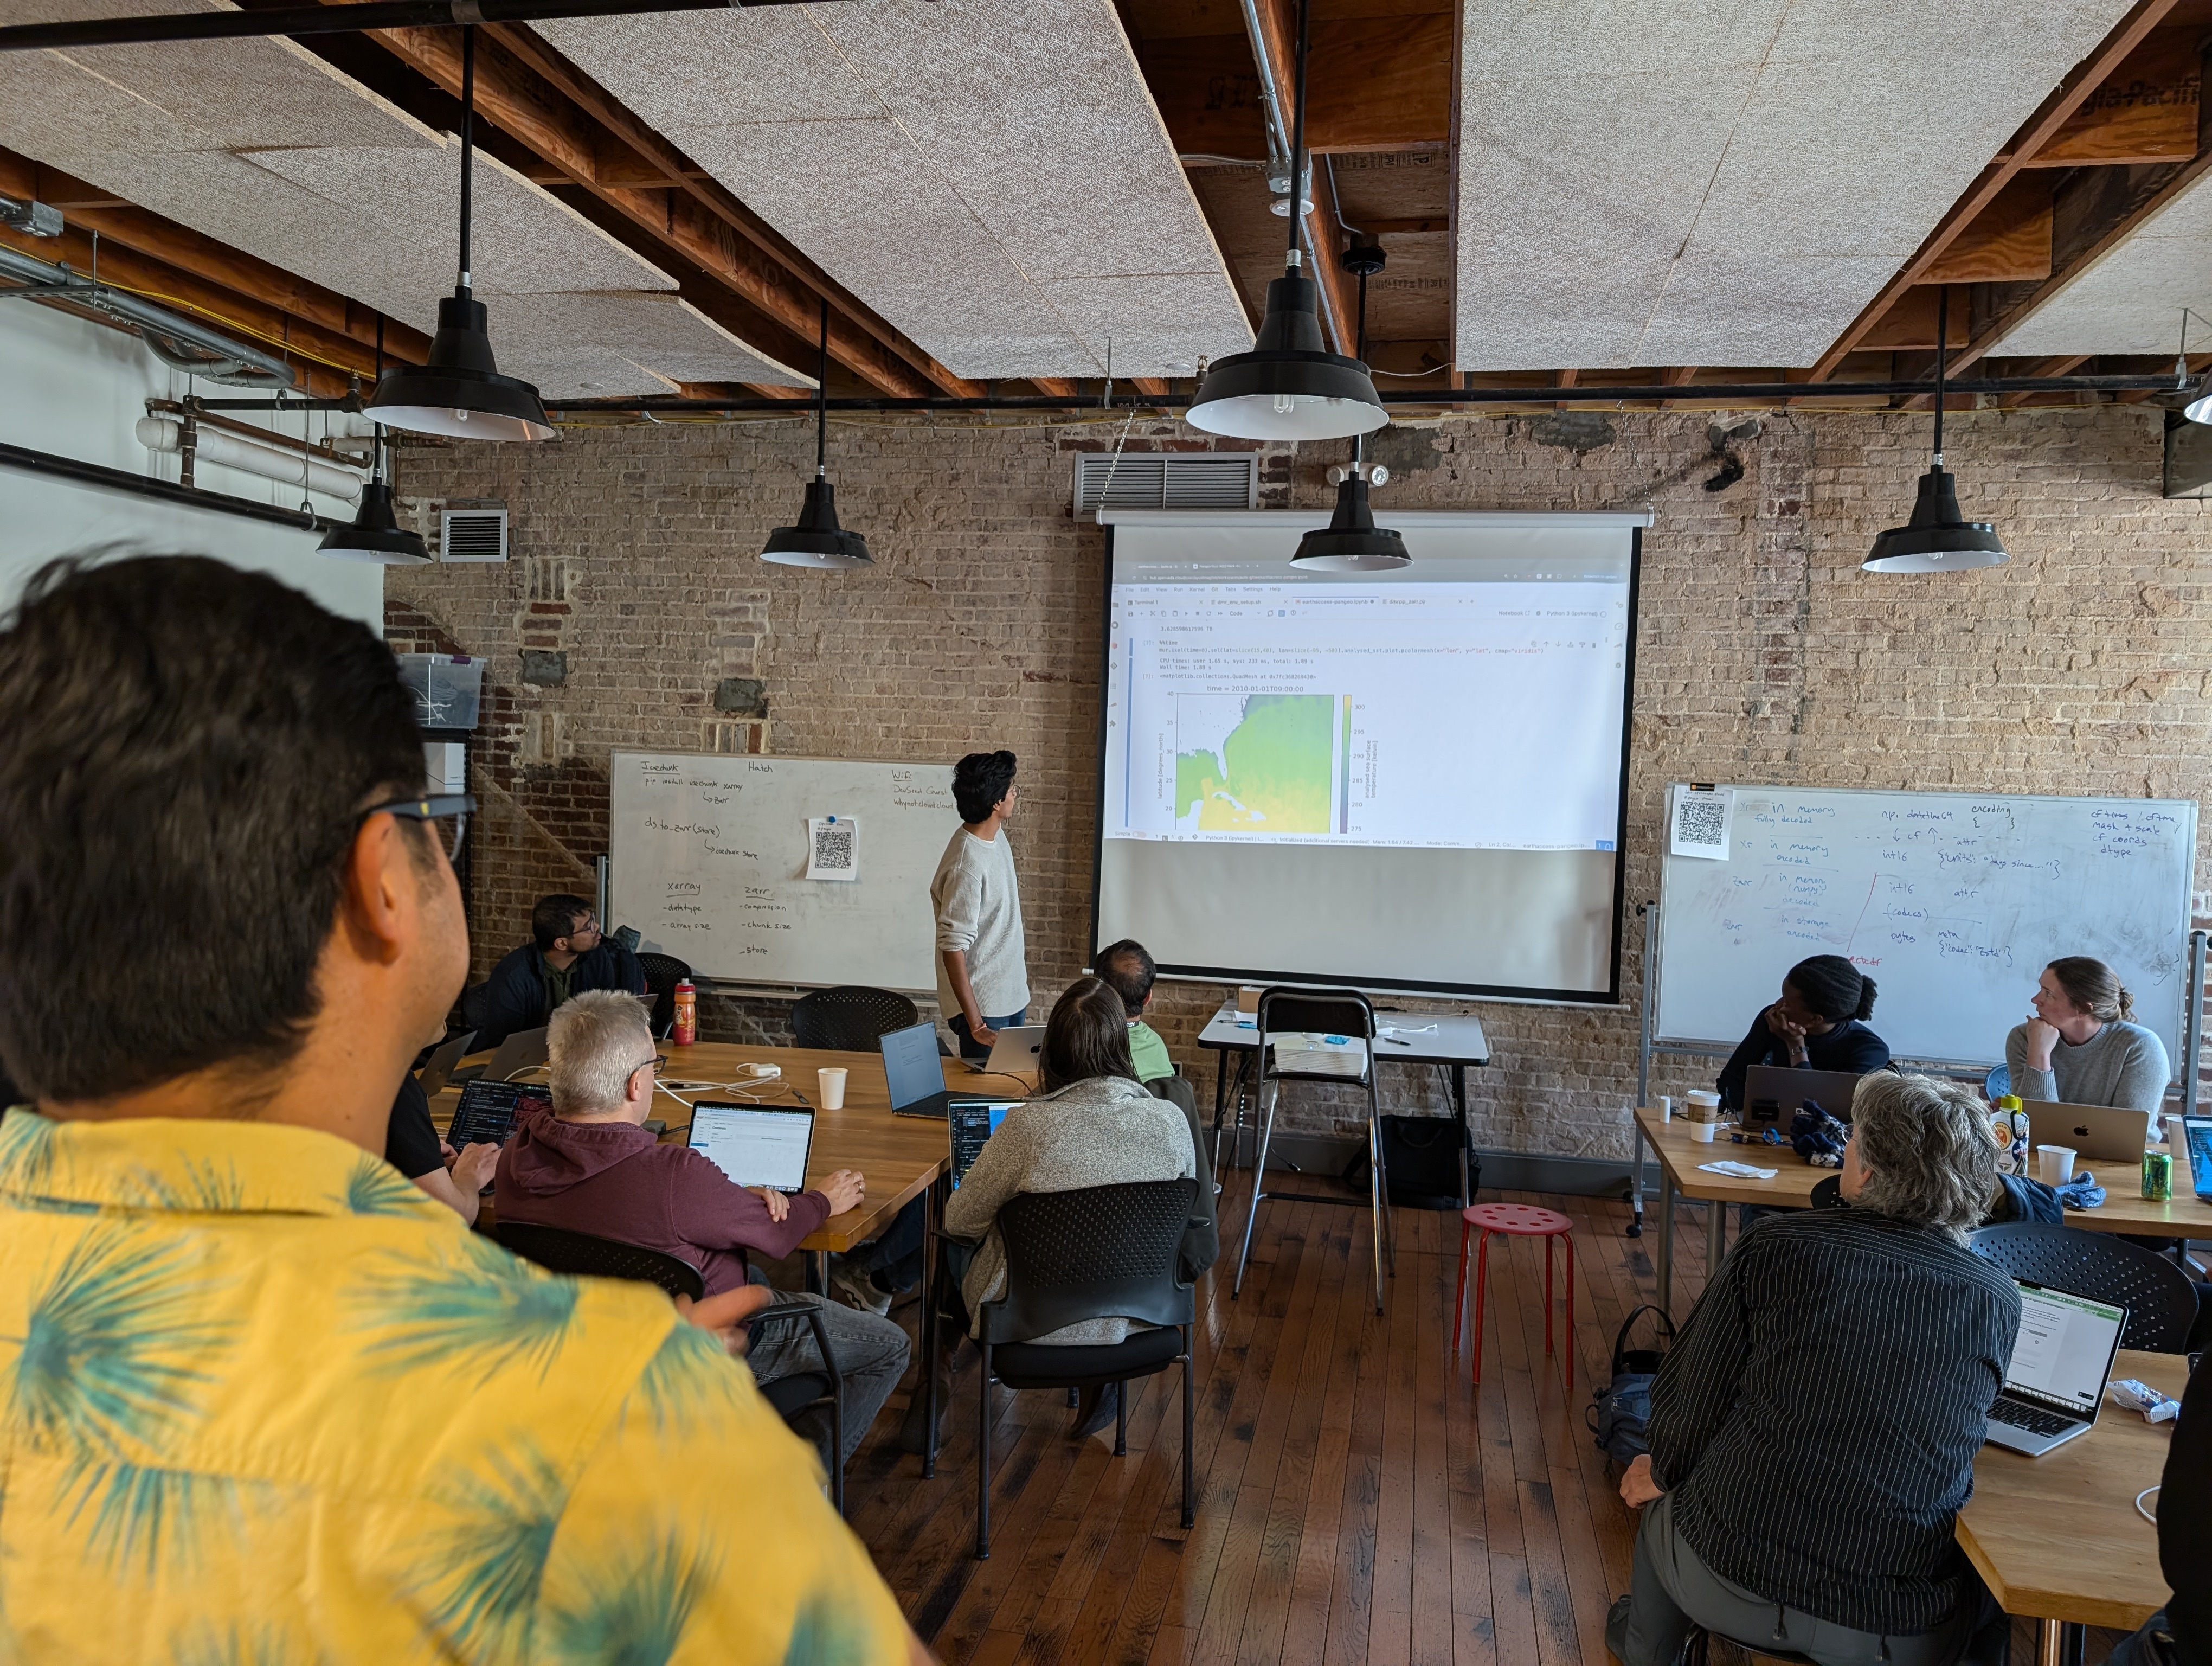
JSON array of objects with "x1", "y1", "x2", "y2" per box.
[
  {"x1": 1984, "y1": 166, "x2": 2212, "y2": 358},
  {"x1": 0, "y1": 0, "x2": 811, "y2": 388},
  {"x1": 542, "y1": 0, "x2": 1251, "y2": 380},
  {"x1": 1453, "y1": 0, "x2": 2129, "y2": 370}
]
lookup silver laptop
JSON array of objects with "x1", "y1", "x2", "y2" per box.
[
  {"x1": 415, "y1": 1028, "x2": 478, "y2": 1097},
  {"x1": 1985, "y1": 1280, "x2": 2127, "y2": 1456},
  {"x1": 1741, "y1": 1064, "x2": 1865, "y2": 1126},
  {"x1": 971, "y1": 1023, "x2": 1046, "y2": 1078},
  {"x1": 2023, "y1": 1101, "x2": 2154, "y2": 1165},
  {"x1": 687, "y1": 1101, "x2": 815, "y2": 1194}
]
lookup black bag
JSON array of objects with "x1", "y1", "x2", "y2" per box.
[
  {"x1": 1339, "y1": 1113, "x2": 1477, "y2": 1210},
  {"x1": 1586, "y1": 1304, "x2": 1676, "y2": 1466}
]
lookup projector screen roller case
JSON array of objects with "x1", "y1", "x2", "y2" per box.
[{"x1": 1092, "y1": 511, "x2": 1645, "y2": 1001}]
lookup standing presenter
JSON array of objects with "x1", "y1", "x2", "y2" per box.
[{"x1": 934, "y1": 749, "x2": 1030, "y2": 1060}]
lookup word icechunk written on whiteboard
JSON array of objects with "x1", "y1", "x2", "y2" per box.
[
  {"x1": 1670, "y1": 786, "x2": 1733, "y2": 860},
  {"x1": 806, "y1": 817, "x2": 860, "y2": 881}
]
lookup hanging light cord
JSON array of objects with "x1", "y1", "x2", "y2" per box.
[
  {"x1": 458, "y1": 25, "x2": 475, "y2": 292},
  {"x1": 1932, "y1": 285, "x2": 1947, "y2": 467},
  {"x1": 814, "y1": 297, "x2": 828, "y2": 481},
  {"x1": 1283, "y1": 0, "x2": 1309, "y2": 271},
  {"x1": 371, "y1": 316, "x2": 385, "y2": 486}
]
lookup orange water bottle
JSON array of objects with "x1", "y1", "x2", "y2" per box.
[{"x1": 672, "y1": 977, "x2": 697, "y2": 1046}]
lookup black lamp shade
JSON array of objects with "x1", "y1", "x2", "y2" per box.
[
  {"x1": 1186, "y1": 266, "x2": 1386, "y2": 441},
  {"x1": 761, "y1": 478, "x2": 873, "y2": 569},
  {"x1": 1864, "y1": 465, "x2": 2008, "y2": 572},
  {"x1": 319, "y1": 480, "x2": 430, "y2": 565},
  {"x1": 2186, "y1": 368, "x2": 2212, "y2": 425},
  {"x1": 1292, "y1": 473, "x2": 1409, "y2": 570},
  {"x1": 368, "y1": 290, "x2": 555, "y2": 443}
]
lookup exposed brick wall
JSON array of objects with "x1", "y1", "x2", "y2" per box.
[{"x1": 385, "y1": 405, "x2": 2212, "y2": 1159}]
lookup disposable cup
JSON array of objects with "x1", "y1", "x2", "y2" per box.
[
  {"x1": 2036, "y1": 1144, "x2": 2077, "y2": 1186},
  {"x1": 1686, "y1": 1090, "x2": 1720, "y2": 1121},
  {"x1": 1689, "y1": 1120, "x2": 1718, "y2": 1144},
  {"x1": 818, "y1": 1067, "x2": 848, "y2": 1111}
]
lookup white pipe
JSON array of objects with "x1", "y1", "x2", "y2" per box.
[{"x1": 136, "y1": 416, "x2": 364, "y2": 504}]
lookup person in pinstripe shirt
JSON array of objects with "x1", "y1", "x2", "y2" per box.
[{"x1": 1608, "y1": 1074, "x2": 2020, "y2": 1666}]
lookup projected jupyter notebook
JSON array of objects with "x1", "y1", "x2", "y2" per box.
[
  {"x1": 687, "y1": 1101, "x2": 815, "y2": 1193},
  {"x1": 1092, "y1": 510, "x2": 1644, "y2": 1002}
]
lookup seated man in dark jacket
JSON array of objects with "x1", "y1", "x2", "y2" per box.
[
  {"x1": 494, "y1": 991, "x2": 908, "y2": 1469},
  {"x1": 473, "y1": 893, "x2": 647, "y2": 1050},
  {"x1": 1609, "y1": 1071, "x2": 2020, "y2": 1666}
]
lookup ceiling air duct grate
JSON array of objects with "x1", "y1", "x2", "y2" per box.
[
  {"x1": 1075, "y1": 453, "x2": 1257, "y2": 512},
  {"x1": 439, "y1": 504, "x2": 509, "y2": 562}
]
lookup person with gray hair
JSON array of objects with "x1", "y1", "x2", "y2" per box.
[
  {"x1": 1609, "y1": 1073, "x2": 2020, "y2": 1666},
  {"x1": 494, "y1": 991, "x2": 910, "y2": 1470}
]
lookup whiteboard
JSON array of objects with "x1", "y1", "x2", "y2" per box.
[
  {"x1": 1655, "y1": 785, "x2": 2197, "y2": 1067},
  {"x1": 608, "y1": 752, "x2": 957, "y2": 990}
]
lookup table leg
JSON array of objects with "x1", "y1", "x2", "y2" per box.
[
  {"x1": 1628, "y1": 1119, "x2": 1645, "y2": 1239},
  {"x1": 2036, "y1": 1620, "x2": 2062, "y2": 1666},
  {"x1": 1657, "y1": 1171, "x2": 1676, "y2": 1316},
  {"x1": 1705, "y1": 1194, "x2": 1725, "y2": 1279},
  {"x1": 808, "y1": 1249, "x2": 827, "y2": 1295},
  {"x1": 921, "y1": 1176, "x2": 941, "y2": 1481},
  {"x1": 1454, "y1": 1063, "x2": 1470, "y2": 1207}
]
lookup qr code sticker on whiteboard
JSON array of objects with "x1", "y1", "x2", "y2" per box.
[
  {"x1": 805, "y1": 817, "x2": 860, "y2": 882},
  {"x1": 1670, "y1": 787, "x2": 1732, "y2": 861}
]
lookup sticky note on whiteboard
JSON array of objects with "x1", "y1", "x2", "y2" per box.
[{"x1": 1670, "y1": 786, "x2": 1733, "y2": 861}]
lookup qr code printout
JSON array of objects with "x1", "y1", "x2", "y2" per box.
[
  {"x1": 1674, "y1": 794, "x2": 1727, "y2": 849},
  {"x1": 813, "y1": 828, "x2": 855, "y2": 869}
]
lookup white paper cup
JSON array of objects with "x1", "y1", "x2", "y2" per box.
[
  {"x1": 817, "y1": 1067, "x2": 848, "y2": 1111},
  {"x1": 1689, "y1": 1120, "x2": 1718, "y2": 1143},
  {"x1": 1655, "y1": 1095, "x2": 1673, "y2": 1122},
  {"x1": 1686, "y1": 1090, "x2": 1720, "y2": 1119},
  {"x1": 2036, "y1": 1145, "x2": 2076, "y2": 1186}
]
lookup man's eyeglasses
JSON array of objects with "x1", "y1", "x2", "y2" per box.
[{"x1": 361, "y1": 793, "x2": 477, "y2": 863}]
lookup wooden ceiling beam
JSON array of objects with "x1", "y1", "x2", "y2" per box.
[
  {"x1": 1997, "y1": 354, "x2": 2094, "y2": 407},
  {"x1": 2020, "y1": 27, "x2": 2203, "y2": 168},
  {"x1": 1136, "y1": 18, "x2": 1450, "y2": 157},
  {"x1": 1807, "y1": 0, "x2": 2186, "y2": 379}
]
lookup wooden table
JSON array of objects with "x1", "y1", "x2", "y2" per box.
[
  {"x1": 1633, "y1": 1107, "x2": 2212, "y2": 1315},
  {"x1": 1959, "y1": 1348, "x2": 2181, "y2": 1665}
]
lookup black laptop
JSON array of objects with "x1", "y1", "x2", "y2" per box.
[
  {"x1": 446, "y1": 1078, "x2": 552, "y2": 1149},
  {"x1": 882, "y1": 1020, "x2": 1001, "y2": 1121}
]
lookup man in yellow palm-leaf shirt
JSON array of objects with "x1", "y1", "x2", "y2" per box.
[{"x1": 0, "y1": 555, "x2": 928, "y2": 1666}]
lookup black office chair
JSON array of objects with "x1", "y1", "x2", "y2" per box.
[
  {"x1": 1233, "y1": 988, "x2": 1393, "y2": 1313},
  {"x1": 635, "y1": 953, "x2": 693, "y2": 1039},
  {"x1": 494, "y1": 1221, "x2": 849, "y2": 1511},
  {"x1": 973, "y1": 1179, "x2": 1198, "y2": 1560},
  {"x1": 1149, "y1": 1074, "x2": 1219, "y2": 1283},
  {"x1": 1968, "y1": 1221, "x2": 2200, "y2": 1353},
  {"x1": 790, "y1": 985, "x2": 920, "y2": 1052}
]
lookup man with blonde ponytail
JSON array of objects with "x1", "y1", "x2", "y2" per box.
[{"x1": 2007, "y1": 956, "x2": 2170, "y2": 1113}]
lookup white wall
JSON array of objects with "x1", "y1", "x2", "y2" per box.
[{"x1": 0, "y1": 299, "x2": 382, "y2": 627}]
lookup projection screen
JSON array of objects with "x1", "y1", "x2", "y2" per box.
[{"x1": 1091, "y1": 509, "x2": 1646, "y2": 1002}]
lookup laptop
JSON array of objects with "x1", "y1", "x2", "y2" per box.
[
  {"x1": 687, "y1": 1101, "x2": 816, "y2": 1194},
  {"x1": 2179, "y1": 1114, "x2": 2212, "y2": 1200},
  {"x1": 446, "y1": 1078, "x2": 554, "y2": 1149},
  {"x1": 2024, "y1": 1101, "x2": 2154, "y2": 1165},
  {"x1": 450, "y1": 1025, "x2": 550, "y2": 1086},
  {"x1": 881, "y1": 1020, "x2": 1007, "y2": 1122},
  {"x1": 1984, "y1": 1279, "x2": 2128, "y2": 1456},
  {"x1": 1741, "y1": 1064, "x2": 1865, "y2": 1127},
  {"x1": 970, "y1": 1023, "x2": 1046, "y2": 1078},
  {"x1": 949, "y1": 1100, "x2": 1020, "y2": 1188},
  {"x1": 415, "y1": 1029, "x2": 478, "y2": 1098}
]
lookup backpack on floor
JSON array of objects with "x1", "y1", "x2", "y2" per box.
[
  {"x1": 1586, "y1": 1304, "x2": 1676, "y2": 1466},
  {"x1": 1338, "y1": 1113, "x2": 1478, "y2": 1210}
]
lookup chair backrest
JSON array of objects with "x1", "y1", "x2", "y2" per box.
[
  {"x1": 1148, "y1": 1075, "x2": 1220, "y2": 1280},
  {"x1": 791, "y1": 985, "x2": 921, "y2": 1052},
  {"x1": 1967, "y1": 1221, "x2": 2199, "y2": 1353},
  {"x1": 635, "y1": 952, "x2": 693, "y2": 1036},
  {"x1": 496, "y1": 1221, "x2": 706, "y2": 1302},
  {"x1": 979, "y1": 1178, "x2": 1198, "y2": 1345},
  {"x1": 1256, "y1": 986, "x2": 1375, "y2": 1083},
  {"x1": 1809, "y1": 1175, "x2": 1844, "y2": 1210}
]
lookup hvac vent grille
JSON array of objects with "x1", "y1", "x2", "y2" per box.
[
  {"x1": 1074, "y1": 453, "x2": 1257, "y2": 512},
  {"x1": 440, "y1": 505, "x2": 509, "y2": 563}
]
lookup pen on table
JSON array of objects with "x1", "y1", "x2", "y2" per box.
[{"x1": 1380, "y1": 1035, "x2": 1412, "y2": 1046}]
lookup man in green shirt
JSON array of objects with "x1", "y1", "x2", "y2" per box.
[{"x1": 1096, "y1": 939, "x2": 1174, "y2": 1083}]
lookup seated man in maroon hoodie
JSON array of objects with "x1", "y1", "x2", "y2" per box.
[{"x1": 496, "y1": 990, "x2": 910, "y2": 1470}]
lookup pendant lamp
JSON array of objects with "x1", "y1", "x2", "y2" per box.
[
  {"x1": 1295, "y1": 242, "x2": 1407, "y2": 570},
  {"x1": 760, "y1": 299, "x2": 872, "y2": 569},
  {"x1": 1184, "y1": 0, "x2": 1384, "y2": 442},
  {"x1": 368, "y1": 27, "x2": 553, "y2": 443},
  {"x1": 1864, "y1": 287, "x2": 2005, "y2": 573},
  {"x1": 325, "y1": 323, "x2": 430, "y2": 563},
  {"x1": 2175, "y1": 309, "x2": 2212, "y2": 423}
]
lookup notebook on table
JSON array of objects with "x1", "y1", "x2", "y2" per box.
[
  {"x1": 949, "y1": 1100, "x2": 1019, "y2": 1188},
  {"x1": 446, "y1": 1079, "x2": 553, "y2": 1149},
  {"x1": 686, "y1": 1101, "x2": 815, "y2": 1194},
  {"x1": 1983, "y1": 1279, "x2": 2127, "y2": 1457}
]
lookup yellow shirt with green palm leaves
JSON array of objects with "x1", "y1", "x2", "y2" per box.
[{"x1": 0, "y1": 1108, "x2": 910, "y2": 1664}]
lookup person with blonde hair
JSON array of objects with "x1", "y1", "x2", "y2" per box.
[
  {"x1": 1610, "y1": 1073, "x2": 2018, "y2": 1666},
  {"x1": 2005, "y1": 956, "x2": 2170, "y2": 1112}
]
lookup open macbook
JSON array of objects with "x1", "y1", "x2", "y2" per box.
[
  {"x1": 687, "y1": 1101, "x2": 815, "y2": 1193},
  {"x1": 415, "y1": 1029, "x2": 478, "y2": 1098},
  {"x1": 949, "y1": 1100, "x2": 1020, "y2": 1188},
  {"x1": 1740, "y1": 1065, "x2": 1866, "y2": 1126},
  {"x1": 1984, "y1": 1280, "x2": 2127, "y2": 1456},
  {"x1": 2183, "y1": 1114, "x2": 2212, "y2": 1200},
  {"x1": 970, "y1": 1024, "x2": 1046, "y2": 1078},
  {"x1": 446, "y1": 1079, "x2": 552, "y2": 1149},
  {"x1": 2023, "y1": 1101, "x2": 2155, "y2": 1165}
]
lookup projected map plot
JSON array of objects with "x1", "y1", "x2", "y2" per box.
[{"x1": 1173, "y1": 694, "x2": 1342, "y2": 834}]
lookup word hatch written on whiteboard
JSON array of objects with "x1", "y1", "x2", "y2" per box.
[{"x1": 609, "y1": 753, "x2": 957, "y2": 989}]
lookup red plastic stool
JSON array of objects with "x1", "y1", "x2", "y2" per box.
[{"x1": 1453, "y1": 1203, "x2": 1574, "y2": 1388}]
